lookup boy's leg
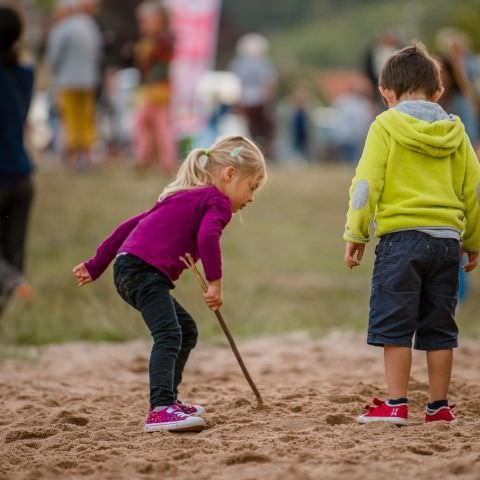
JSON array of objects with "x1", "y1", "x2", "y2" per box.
[
  {"x1": 384, "y1": 345, "x2": 412, "y2": 399},
  {"x1": 426, "y1": 349, "x2": 453, "y2": 402},
  {"x1": 416, "y1": 238, "x2": 460, "y2": 400},
  {"x1": 172, "y1": 297, "x2": 198, "y2": 397}
]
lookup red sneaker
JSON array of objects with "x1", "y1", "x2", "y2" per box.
[
  {"x1": 425, "y1": 404, "x2": 457, "y2": 425},
  {"x1": 357, "y1": 398, "x2": 408, "y2": 425}
]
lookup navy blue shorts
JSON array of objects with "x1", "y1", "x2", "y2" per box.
[{"x1": 368, "y1": 231, "x2": 461, "y2": 351}]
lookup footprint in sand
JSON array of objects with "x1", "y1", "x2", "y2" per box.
[
  {"x1": 4, "y1": 427, "x2": 57, "y2": 443},
  {"x1": 325, "y1": 414, "x2": 353, "y2": 425},
  {"x1": 56, "y1": 460, "x2": 78, "y2": 470},
  {"x1": 407, "y1": 444, "x2": 434, "y2": 456},
  {"x1": 55, "y1": 410, "x2": 89, "y2": 426},
  {"x1": 224, "y1": 452, "x2": 271, "y2": 465},
  {"x1": 327, "y1": 394, "x2": 364, "y2": 404},
  {"x1": 290, "y1": 405, "x2": 303, "y2": 413}
]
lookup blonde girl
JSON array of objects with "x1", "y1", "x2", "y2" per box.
[{"x1": 73, "y1": 136, "x2": 266, "y2": 432}]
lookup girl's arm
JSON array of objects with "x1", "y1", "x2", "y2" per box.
[
  {"x1": 197, "y1": 196, "x2": 232, "y2": 283},
  {"x1": 83, "y1": 206, "x2": 155, "y2": 280}
]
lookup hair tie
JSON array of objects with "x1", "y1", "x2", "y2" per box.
[
  {"x1": 199, "y1": 151, "x2": 209, "y2": 169},
  {"x1": 230, "y1": 146, "x2": 244, "y2": 158},
  {"x1": 204, "y1": 148, "x2": 210, "y2": 156}
]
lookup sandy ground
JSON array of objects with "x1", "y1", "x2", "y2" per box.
[{"x1": 1, "y1": 331, "x2": 480, "y2": 480}]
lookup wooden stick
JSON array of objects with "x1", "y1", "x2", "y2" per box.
[{"x1": 180, "y1": 254, "x2": 264, "y2": 406}]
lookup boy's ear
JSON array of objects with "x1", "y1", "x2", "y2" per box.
[
  {"x1": 432, "y1": 86, "x2": 445, "y2": 102},
  {"x1": 378, "y1": 87, "x2": 397, "y2": 107}
]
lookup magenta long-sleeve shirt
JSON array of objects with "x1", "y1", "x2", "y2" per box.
[{"x1": 84, "y1": 186, "x2": 232, "y2": 286}]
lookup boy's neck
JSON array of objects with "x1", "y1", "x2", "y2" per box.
[
  {"x1": 393, "y1": 92, "x2": 432, "y2": 106},
  {"x1": 399, "y1": 92, "x2": 429, "y2": 101}
]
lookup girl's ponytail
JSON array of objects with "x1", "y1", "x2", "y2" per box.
[{"x1": 159, "y1": 148, "x2": 212, "y2": 200}]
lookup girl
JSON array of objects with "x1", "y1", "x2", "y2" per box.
[
  {"x1": 0, "y1": 6, "x2": 35, "y2": 313},
  {"x1": 134, "y1": 0, "x2": 177, "y2": 173},
  {"x1": 73, "y1": 136, "x2": 267, "y2": 432}
]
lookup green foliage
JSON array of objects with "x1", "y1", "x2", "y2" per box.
[
  {"x1": 32, "y1": 0, "x2": 55, "y2": 12},
  {"x1": 224, "y1": 0, "x2": 480, "y2": 68}
]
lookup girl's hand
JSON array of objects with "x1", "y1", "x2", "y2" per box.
[
  {"x1": 344, "y1": 241, "x2": 365, "y2": 269},
  {"x1": 73, "y1": 263, "x2": 93, "y2": 286},
  {"x1": 204, "y1": 280, "x2": 223, "y2": 311}
]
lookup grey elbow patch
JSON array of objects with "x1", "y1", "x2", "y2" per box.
[{"x1": 352, "y1": 180, "x2": 369, "y2": 209}]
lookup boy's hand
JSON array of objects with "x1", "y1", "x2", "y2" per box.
[
  {"x1": 204, "y1": 279, "x2": 223, "y2": 311},
  {"x1": 463, "y1": 250, "x2": 479, "y2": 272},
  {"x1": 345, "y1": 241, "x2": 365, "y2": 269},
  {"x1": 73, "y1": 263, "x2": 93, "y2": 286}
]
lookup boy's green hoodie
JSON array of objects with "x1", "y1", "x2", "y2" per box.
[{"x1": 344, "y1": 101, "x2": 480, "y2": 252}]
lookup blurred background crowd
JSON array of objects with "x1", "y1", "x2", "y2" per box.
[{"x1": 10, "y1": 0, "x2": 480, "y2": 170}]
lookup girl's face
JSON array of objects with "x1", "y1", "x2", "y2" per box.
[
  {"x1": 218, "y1": 168, "x2": 262, "y2": 213},
  {"x1": 138, "y1": 12, "x2": 164, "y2": 37}
]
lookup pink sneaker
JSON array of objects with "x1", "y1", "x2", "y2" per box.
[
  {"x1": 174, "y1": 399, "x2": 205, "y2": 417},
  {"x1": 145, "y1": 404, "x2": 205, "y2": 432},
  {"x1": 357, "y1": 398, "x2": 408, "y2": 425},
  {"x1": 425, "y1": 404, "x2": 457, "y2": 425}
]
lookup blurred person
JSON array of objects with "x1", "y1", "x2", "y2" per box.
[
  {"x1": 436, "y1": 28, "x2": 479, "y2": 148},
  {"x1": 73, "y1": 136, "x2": 266, "y2": 432},
  {"x1": 133, "y1": 0, "x2": 177, "y2": 173},
  {"x1": 364, "y1": 29, "x2": 402, "y2": 111},
  {"x1": 275, "y1": 85, "x2": 317, "y2": 164},
  {"x1": 100, "y1": 66, "x2": 140, "y2": 159},
  {"x1": 0, "y1": 5, "x2": 35, "y2": 312},
  {"x1": 194, "y1": 70, "x2": 248, "y2": 148},
  {"x1": 46, "y1": 0, "x2": 102, "y2": 170},
  {"x1": 330, "y1": 86, "x2": 374, "y2": 164},
  {"x1": 229, "y1": 33, "x2": 277, "y2": 160},
  {"x1": 436, "y1": 28, "x2": 480, "y2": 304},
  {"x1": 44, "y1": 0, "x2": 76, "y2": 157},
  {"x1": 344, "y1": 44, "x2": 480, "y2": 426}
]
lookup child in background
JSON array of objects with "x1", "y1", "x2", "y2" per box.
[
  {"x1": 134, "y1": 0, "x2": 176, "y2": 173},
  {"x1": 344, "y1": 44, "x2": 480, "y2": 425},
  {"x1": 0, "y1": 6, "x2": 35, "y2": 312},
  {"x1": 73, "y1": 136, "x2": 266, "y2": 432}
]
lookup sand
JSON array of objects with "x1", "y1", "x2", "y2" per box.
[{"x1": 1, "y1": 331, "x2": 480, "y2": 480}]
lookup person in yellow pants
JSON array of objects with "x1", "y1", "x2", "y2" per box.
[
  {"x1": 46, "y1": 0, "x2": 101, "y2": 170},
  {"x1": 58, "y1": 89, "x2": 96, "y2": 168}
]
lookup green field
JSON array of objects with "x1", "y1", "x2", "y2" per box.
[{"x1": 1, "y1": 162, "x2": 479, "y2": 345}]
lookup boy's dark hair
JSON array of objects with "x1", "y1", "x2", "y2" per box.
[
  {"x1": 0, "y1": 6, "x2": 22, "y2": 69},
  {"x1": 379, "y1": 42, "x2": 442, "y2": 98}
]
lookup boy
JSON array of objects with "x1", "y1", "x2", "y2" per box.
[{"x1": 344, "y1": 43, "x2": 480, "y2": 425}]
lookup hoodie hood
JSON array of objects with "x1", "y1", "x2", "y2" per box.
[{"x1": 377, "y1": 100, "x2": 465, "y2": 158}]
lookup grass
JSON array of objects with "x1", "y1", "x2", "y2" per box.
[{"x1": 1, "y1": 161, "x2": 479, "y2": 345}]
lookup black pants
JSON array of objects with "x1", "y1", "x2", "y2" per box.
[
  {"x1": 0, "y1": 177, "x2": 34, "y2": 309},
  {"x1": 113, "y1": 254, "x2": 198, "y2": 408}
]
